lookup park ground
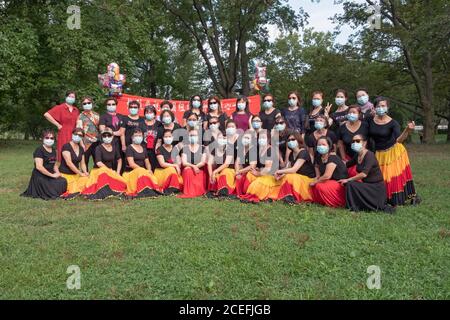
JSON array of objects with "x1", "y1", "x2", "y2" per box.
[{"x1": 0, "y1": 138, "x2": 449, "y2": 299}]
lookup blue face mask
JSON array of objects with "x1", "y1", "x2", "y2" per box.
[
  {"x1": 107, "y1": 105, "x2": 116, "y2": 113},
  {"x1": 72, "y1": 134, "x2": 82, "y2": 144},
  {"x1": 83, "y1": 103, "x2": 93, "y2": 111},
  {"x1": 263, "y1": 101, "x2": 273, "y2": 109},
  {"x1": 275, "y1": 124, "x2": 286, "y2": 132},
  {"x1": 226, "y1": 127, "x2": 236, "y2": 136},
  {"x1": 351, "y1": 142, "x2": 363, "y2": 153},
  {"x1": 287, "y1": 140, "x2": 298, "y2": 149},
  {"x1": 66, "y1": 97, "x2": 76, "y2": 105},
  {"x1": 376, "y1": 107, "x2": 387, "y2": 116},
  {"x1": 317, "y1": 145, "x2": 329, "y2": 155},
  {"x1": 335, "y1": 98, "x2": 345, "y2": 106},
  {"x1": 252, "y1": 121, "x2": 261, "y2": 129},
  {"x1": 145, "y1": 113, "x2": 155, "y2": 121},
  {"x1": 162, "y1": 117, "x2": 172, "y2": 125},
  {"x1": 189, "y1": 136, "x2": 199, "y2": 144},
  {"x1": 192, "y1": 100, "x2": 201, "y2": 108},
  {"x1": 312, "y1": 99, "x2": 322, "y2": 107},
  {"x1": 288, "y1": 98, "x2": 297, "y2": 107},
  {"x1": 237, "y1": 103, "x2": 246, "y2": 111},
  {"x1": 346, "y1": 113, "x2": 359, "y2": 122},
  {"x1": 357, "y1": 95, "x2": 369, "y2": 106},
  {"x1": 188, "y1": 120, "x2": 197, "y2": 128},
  {"x1": 209, "y1": 103, "x2": 218, "y2": 111},
  {"x1": 314, "y1": 121, "x2": 325, "y2": 130},
  {"x1": 129, "y1": 108, "x2": 139, "y2": 116},
  {"x1": 133, "y1": 136, "x2": 143, "y2": 145}
]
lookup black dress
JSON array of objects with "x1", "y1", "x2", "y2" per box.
[
  {"x1": 345, "y1": 151, "x2": 387, "y2": 212},
  {"x1": 21, "y1": 146, "x2": 67, "y2": 200}
]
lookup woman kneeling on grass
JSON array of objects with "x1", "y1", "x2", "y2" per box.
[
  {"x1": 60, "y1": 128, "x2": 90, "y2": 199},
  {"x1": 338, "y1": 134, "x2": 395, "y2": 213},
  {"x1": 275, "y1": 132, "x2": 316, "y2": 204},
  {"x1": 81, "y1": 128, "x2": 127, "y2": 200},
  {"x1": 122, "y1": 129, "x2": 162, "y2": 198},
  {"x1": 310, "y1": 136, "x2": 348, "y2": 208},
  {"x1": 155, "y1": 130, "x2": 183, "y2": 195},
  {"x1": 178, "y1": 129, "x2": 207, "y2": 198},
  {"x1": 21, "y1": 130, "x2": 67, "y2": 200}
]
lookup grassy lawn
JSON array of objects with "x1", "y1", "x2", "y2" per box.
[{"x1": 0, "y1": 139, "x2": 449, "y2": 299}]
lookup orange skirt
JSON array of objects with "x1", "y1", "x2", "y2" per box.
[
  {"x1": 235, "y1": 172, "x2": 256, "y2": 196},
  {"x1": 215, "y1": 168, "x2": 236, "y2": 196},
  {"x1": 122, "y1": 167, "x2": 161, "y2": 198},
  {"x1": 277, "y1": 173, "x2": 314, "y2": 203},
  {"x1": 240, "y1": 174, "x2": 282, "y2": 203},
  {"x1": 81, "y1": 167, "x2": 127, "y2": 200},
  {"x1": 177, "y1": 167, "x2": 207, "y2": 198},
  {"x1": 154, "y1": 167, "x2": 183, "y2": 193},
  {"x1": 61, "y1": 173, "x2": 89, "y2": 199},
  {"x1": 311, "y1": 180, "x2": 346, "y2": 208}
]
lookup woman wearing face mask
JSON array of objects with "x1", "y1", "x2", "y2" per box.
[
  {"x1": 281, "y1": 91, "x2": 306, "y2": 134},
  {"x1": 81, "y1": 128, "x2": 127, "y2": 200},
  {"x1": 144, "y1": 105, "x2": 162, "y2": 170},
  {"x1": 306, "y1": 115, "x2": 337, "y2": 161},
  {"x1": 231, "y1": 96, "x2": 253, "y2": 132},
  {"x1": 275, "y1": 133, "x2": 315, "y2": 204},
  {"x1": 329, "y1": 89, "x2": 349, "y2": 131},
  {"x1": 356, "y1": 88, "x2": 375, "y2": 119},
  {"x1": 59, "y1": 128, "x2": 90, "y2": 199},
  {"x1": 259, "y1": 94, "x2": 281, "y2": 130},
  {"x1": 235, "y1": 133, "x2": 258, "y2": 196},
  {"x1": 99, "y1": 98, "x2": 124, "y2": 160},
  {"x1": 337, "y1": 105, "x2": 369, "y2": 177},
  {"x1": 272, "y1": 116, "x2": 290, "y2": 168},
  {"x1": 157, "y1": 100, "x2": 179, "y2": 124},
  {"x1": 21, "y1": 130, "x2": 67, "y2": 200},
  {"x1": 338, "y1": 135, "x2": 394, "y2": 213},
  {"x1": 178, "y1": 129, "x2": 207, "y2": 198},
  {"x1": 119, "y1": 100, "x2": 147, "y2": 154},
  {"x1": 204, "y1": 96, "x2": 228, "y2": 132},
  {"x1": 76, "y1": 97, "x2": 100, "y2": 169},
  {"x1": 368, "y1": 97, "x2": 419, "y2": 206},
  {"x1": 122, "y1": 129, "x2": 162, "y2": 198},
  {"x1": 44, "y1": 91, "x2": 80, "y2": 162},
  {"x1": 182, "y1": 95, "x2": 206, "y2": 129},
  {"x1": 207, "y1": 132, "x2": 236, "y2": 197},
  {"x1": 204, "y1": 116, "x2": 221, "y2": 147},
  {"x1": 250, "y1": 115, "x2": 263, "y2": 136},
  {"x1": 304, "y1": 91, "x2": 332, "y2": 135},
  {"x1": 240, "y1": 132, "x2": 282, "y2": 203},
  {"x1": 155, "y1": 130, "x2": 183, "y2": 194},
  {"x1": 310, "y1": 136, "x2": 348, "y2": 207}
]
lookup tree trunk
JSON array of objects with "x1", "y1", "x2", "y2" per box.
[{"x1": 240, "y1": 35, "x2": 250, "y2": 96}]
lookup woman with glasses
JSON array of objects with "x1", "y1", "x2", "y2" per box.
[
  {"x1": 178, "y1": 129, "x2": 207, "y2": 198},
  {"x1": 182, "y1": 95, "x2": 207, "y2": 129},
  {"x1": 204, "y1": 116, "x2": 221, "y2": 147},
  {"x1": 76, "y1": 96, "x2": 100, "y2": 169},
  {"x1": 338, "y1": 134, "x2": 394, "y2": 213},
  {"x1": 122, "y1": 129, "x2": 162, "y2": 198},
  {"x1": 272, "y1": 116, "x2": 290, "y2": 168},
  {"x1": 21, "y1": 130, "x2": 67, "y2": 200},
  {"x1": 259, "y1": 93, "x2": 281, "y2": 130},
  {"x1": 81, "y1": 128, "x2": 127, "y2": 200},
  {"x1": 310, "y1": 136, "x2": 348, "y2": 207},
  {"x1": 204, "y1": 96, "x2": 228, "y2": 132},
  {"x1": 59, "y1": 128, "x2": 90, "y2": 199},
  {"x1": 44, "y1": 91, "x2": 80, "y2": 162},
  {"x1": 275, "y1": 132, "x2": 315, "y2": 204}
]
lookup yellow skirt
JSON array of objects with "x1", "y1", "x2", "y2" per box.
[
  {"x1": 241, "y1": 175, "x2": 282, "y2": 202},
  {"x1": 122, "y1": 167, "x2": 161, "y2": 197},
  {"x1": 154, "y1": 167, "x2": 183, "y2": 191},
  {"x1": 277, "y1": 173, "x2": 314, "y2": 202},
  {"x1": 216, "y1": 168, "x2": 236, "y2": 195},
  {"x1": 81, "y1": 167, "x2": 127, "y2": 199},
  {"x1": 61, "y1": 173, "x2": 89, "y2": 198}
]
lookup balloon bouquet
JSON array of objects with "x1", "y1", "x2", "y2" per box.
[
  {"x1": 250, "y1": 62, "x2": 270, "y2": 93},
  {"x1": 98, "y1": 63, "x2": 126, "y2": 97}
]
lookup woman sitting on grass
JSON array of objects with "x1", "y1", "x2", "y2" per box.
[{"x1": 21, "y1": 130, "x2": 67, "y2": 200}]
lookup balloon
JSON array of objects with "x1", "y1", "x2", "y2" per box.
[
  {"x1": 98, "y1": 62, "x2": 126, "y2": 97},
  {"x1": 250, "y1": 61, "x2": 270, "y2": 93}
]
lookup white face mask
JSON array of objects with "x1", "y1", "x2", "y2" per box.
[
  {"x1": 163, "y1": 137, "x2": 173, "y2": 145},
  {"x1": 43, "y1": 139, "x2": 54, "y2": 147},
  {"x1": 226, "y1": 127, "x2": 236, "y2": 136},
  {"x1": 103, "y1": 136, "x2": 113, "y2": 144},
  {"x1": 83, "y1": 103, "x2": 93, "y2": 111}
]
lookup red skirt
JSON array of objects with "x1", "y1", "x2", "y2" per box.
[
  {"x1": 345, "y1": 155, "x2": 358, "y2": 178},
  {"x1": 154, "y1": 167, "x2": 183, "y2": 192},
  {"x1": 277, "y1": 174, "x2": 314, "y2": 203},
  {"x1": 177, "y1": 167, "x2": 207, "y2": 198},
  {"x1": 216, "y1": 168, "x2": 236, "y2": 196},
  {"x1": 235, "y1": 172, "x2": 255, "y2": 196},
  {"x1": 81, "y1": 167, "x2": 127, "y2": 200},
  {"x1": 312, "y1": 180, "x2": 346, "y2": 208},
  {"x1": 123, "y1": 168, "x2": 161, "y2": 198}
]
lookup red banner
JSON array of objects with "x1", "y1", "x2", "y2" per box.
[{"x1": 117, "y1": 94, "x2": 261, "y2": 123}]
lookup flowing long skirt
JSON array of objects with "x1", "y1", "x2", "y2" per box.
[
  {"x1": 375, "y1": 143, "x2": 416, "y2": 206},
  {"x1": 21, "y1": 169, "x2": 67, "y2": 200},
  {"x1": 122, "y1": 167, "x2": 162, "y2": 198},
  {"x1": 154, "y1": 167, "x2": 183, "y2": 194},
  {"x1": 311, "y1": 180, "x2": 346, "y2": 208},
  {"x1": 240, "y1": 175, "x2": 282, "y2": 203},
  {"x1": 345, "y1": 180, "x2": 387, "y2": 212},
  {"x1": 235, "y1": 172, "x2": 255, "y2": 196},
  {"x1": 81, "y1": 167, "x2": 127, "y2": 200},
  {"x1": 216, "y1": 168, "x2": 236, "y2": 196},
  {"x1": 61, "y1": 173, "x2": 89, "y2": 199},
  {"x1": 177, "y1": 167, "x2": 207, "y2": 198},
  {"x1": 277, "y1": 173, "x2": 314, "y2": 203}
]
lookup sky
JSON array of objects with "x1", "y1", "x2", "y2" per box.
[{"x1": 268, "y1": 0, "x2": 366, "y2": 43}]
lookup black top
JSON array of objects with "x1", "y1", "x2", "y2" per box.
[
  {"x1": 337, "y1": 121, "x2": 369, "y2": 158},
  {"x1": 59, "y1": 143, "x2": 84, "y2": 174},
  {"x1": 346, "y1": 151, "x2": 384, "y2": 183},
  {"x1": 120, "y1": 115, "x2": 147, "y2": 146},
  {"x1": 183, "y1": 110, "x2": 207, "y2": 124},
  {"x1": 145, "y1": 120, "x2": 162, "y2": 150},
  {"x1": 99, "y1": 112, "x2": 123, "y2": 132},
  {"x1": 181, "y1": 145, "x2": 205, "y2": 165},
  {"x1": 330, "y1": 110, "x2": 348, "y2": 132},
  {"x1": 305, "y1": 108, "x2": 325, "y2": 134},
  {"x1": 206, "y1": 113, "x2": 228, "y2": 132},
  {"x1": 368, "y1": 118, "x2": 401, "y2": 151},
  {"x1": 281, "y1": 107, "x2": 307, "y2": 133},
  {"x1": 259, "y1": 109, "x2": 281, "y2": 130},
  {"x1": 210, "y1": 147, "x2": 234, "y2": 168},
  {"x1": 94, "y1": 144, "x2": 121, "y2": 169},
  {"x1": 288, "y1": 149, "x2": 316, "y2": 178},
  {"x1": 125, "y1": 145, "x2": 148, "y2": 172},
  {"x1": 157, "y1": 123, "x2": 182, "y2": 143},
  {"x1": 33, "y1": 146, "x2": 57, "y2": 173},
  {"x1": 237, "y1": 146, "x2": 257, "y2": 167},
  {"x1": 315, "y1": 154, "x2": 348, "y2": 180},
  {"x1": 306, "y1": 130, "x2": 338, "y2": 149},
  {"x1": 156, "y1": 145, "x2": 178, "y2": 168},
  {"x1": 256, "y1": 146, "x2": 272, "y2": 169}
]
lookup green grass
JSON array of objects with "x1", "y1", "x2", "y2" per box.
[{"x1": 0, "y1": 139, "x2": 449, "y2": 299}]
